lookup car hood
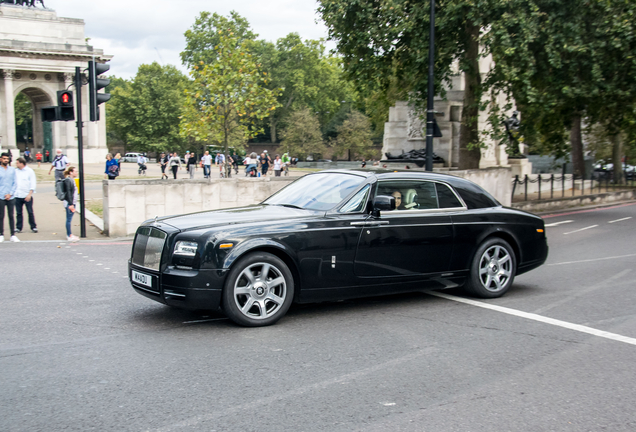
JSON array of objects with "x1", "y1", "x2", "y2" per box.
[{"x1": 156, "y1": 204, "x2": 321, "y2": 232}]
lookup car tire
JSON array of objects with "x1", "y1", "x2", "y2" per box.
[
  {"x1": 222, "y1": 252, "x2": 294, "y2": 327},
  {"x1": 463, "y1": 238, "x2": 516, "y2": 298}
]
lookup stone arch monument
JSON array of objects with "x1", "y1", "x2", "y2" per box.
[{"x1": 0, "y1": 3, "x2": 111, "y2": 163}]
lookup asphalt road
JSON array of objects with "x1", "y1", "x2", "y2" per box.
[{"x1": 1, "y1": 203, "x2": 635, "y2": 431}]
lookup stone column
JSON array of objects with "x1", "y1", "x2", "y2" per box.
[{"x1": 2, "y1": 70, "x2": 17, "y2": 152}]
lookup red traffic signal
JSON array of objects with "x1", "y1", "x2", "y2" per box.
[{"x1": 57, "y1": 90, "x2": 73, "y2": 107}]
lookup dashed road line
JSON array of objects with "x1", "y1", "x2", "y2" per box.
[
  {"x1": 544, "y1": 220, "x2": 573, "y2": 227},
  {"x1": 564, "y1": 225, "x2": 598, "y2": 235},
  {"x1": 608, "y1": 217, "x2": 632, "y2": 224},
  {"x1": 429, "y1": 291, "x2": 636, "y2": 346}
]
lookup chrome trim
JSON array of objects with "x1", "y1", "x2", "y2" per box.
[
  {"x1": 164, "y1": 291, "x2": 186, "y2": 298},
  {"x1": 350, "y1": 221, "x2": 390, "y2": 226}
]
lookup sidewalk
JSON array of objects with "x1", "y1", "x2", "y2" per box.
[{"x1": 4, "y1": 180, "x2": 106, "y2": 243}]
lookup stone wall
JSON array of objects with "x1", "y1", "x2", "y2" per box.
[
  {"x1": 103, "y1": 177, "x2": 295, "y2": 237},
  {"x1": 102, "y1": 168, "x2": 513, "y2": 237}
]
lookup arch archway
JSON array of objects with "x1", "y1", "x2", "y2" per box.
[{"x1": 13, "y1": 84, "x2": 55, "y2": 156}]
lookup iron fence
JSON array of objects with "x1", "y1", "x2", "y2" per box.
[{"x1": 512, "y1": 172, "x2": 636, "y2": 202}]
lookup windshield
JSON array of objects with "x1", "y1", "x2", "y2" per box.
[{"x1": 264, "y1": 173, "x2": 367, "y2": 211}]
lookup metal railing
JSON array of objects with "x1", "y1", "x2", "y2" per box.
[{"x1": 512, "y1": 172, "x2": 635, "y2": 202}]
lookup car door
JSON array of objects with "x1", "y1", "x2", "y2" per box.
[{"x1": 353, "y1": 180, "x2": 455, "y2": 278}]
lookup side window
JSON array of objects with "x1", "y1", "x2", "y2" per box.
[
  {"x1": 339, "y1": 185, "x2": 370, "y2": 213},
  {"x1": 376, "y1": 181, "x2": 439, "y2": 211},
  {"x1": 436, "y1": 183, "x2": 464, "y2": 208}
]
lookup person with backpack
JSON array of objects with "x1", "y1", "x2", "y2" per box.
[
  {"x1": 60, "y1": 166, "x2": 79, "y2": 242},
  {"x1": 48, "y1": 149, "x2": 69, "y2": 182},
  {"x1": 105, "y1": 153, "x2": 119, "y2": 180}
]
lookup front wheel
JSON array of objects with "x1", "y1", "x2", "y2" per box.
[
  {"x1": 222, "y1": 252, "x2": 294, "y2": 327},
  {"x1": 463, "y1": 238, "x2": 516, "y2": 298}
]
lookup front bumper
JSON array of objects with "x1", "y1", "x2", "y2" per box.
[{"x1": 129, "y1": 260, "x2": 228, "y2": 310}]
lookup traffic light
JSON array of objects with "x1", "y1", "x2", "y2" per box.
[
  {"x1": 88, "y1": 60, "x2": 111, "y2": 121},
  {"x1": 41, "y1": 91, "x2": 75, "y2": 122},
  {"x1": 41, "y1": 106, "x2": 58, "y2": 122},
  {"x1": 57, "y1": 90, "x2": 74, "y2": 121}
]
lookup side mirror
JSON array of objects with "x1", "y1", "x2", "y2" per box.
[{"x1": 372, "y1": 195, "x2": 395, "y2": 216}]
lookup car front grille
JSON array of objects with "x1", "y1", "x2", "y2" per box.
[{"x1": 131, "y1": 227, "x2": 167, "y2": 271}]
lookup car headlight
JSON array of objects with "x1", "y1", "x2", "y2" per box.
[{"x1": 174, "y1": 241, "x2": 198, "y2": 256}]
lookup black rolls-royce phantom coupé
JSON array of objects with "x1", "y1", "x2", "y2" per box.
[{"x1": 129, "y1": 170, "x2": 548, "y2": 326}]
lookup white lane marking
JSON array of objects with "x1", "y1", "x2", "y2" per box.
[
  {"x1": 429, "y1": 291, "x2": 636, "y2": 346},
  {"x1": 544, "y1": 220, "x2": 574, "y2": 227},
  {"x1": 548, "y1": 253, "x2": 636, "y2": 266},
  {"x1": 608, "y1": 217, "x2": 632, "y2": 224},
  {"x1": 564, "y1": 225, "x2": 598, "y2": 235},
  {"x1": 533, "y1": 269, "x2": 632, "y2": 314}
]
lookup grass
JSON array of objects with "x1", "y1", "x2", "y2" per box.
[{"x1": 85, "y1": 199, "x2": 103, "y2": 217}]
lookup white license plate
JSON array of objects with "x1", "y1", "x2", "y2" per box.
[{"x1": 132, "y1": 270, "x2": 152, "y2": 288}]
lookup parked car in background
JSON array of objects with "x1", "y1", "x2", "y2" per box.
[
  {"x1": 128, "y1": 169, "x2": 549, "y2": 327},
  {"x1": 122, "y1": 152, "x2": 142, "y2": 163}
]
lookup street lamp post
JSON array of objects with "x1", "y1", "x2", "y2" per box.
[{"x1": 425, "y1": 0, "x2": 435, "y2": 172}]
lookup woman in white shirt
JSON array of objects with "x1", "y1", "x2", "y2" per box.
[{"x1": 273, "y1": 154, "x2": 282, "y2": 176}]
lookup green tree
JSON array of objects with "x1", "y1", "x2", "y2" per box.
[
  {"x1": 331, "y1": 110, "x2": 375, "y2": 160},
  {"x1": 181, "y1": 11, "x2": 256, "y2": 70},
  {"x1": 486, "y1": 0, "x2": 636, "y2": 177},
  {"x1": 180, "y1": 30, "x2": 279, "y2": 169},
  {"x1": 107, "y1": 62, "x2": 188, "y2": 153},
  {"x1": 252, "y1": 34, "x2": 356, "y2": 143},
  {"x1": 280, "y1": 108, "x2": 324, "y2": 159},
  {"x1": 319, "y1": 0, "x2": 500, "y2": 169}
]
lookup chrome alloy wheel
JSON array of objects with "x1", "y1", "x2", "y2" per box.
[
  {"x1": 233, "y1": 262, "x2": 287, "y2": 320},
  {"x1": 478, "y1": 245, "x2": 512, "y2": 292}
]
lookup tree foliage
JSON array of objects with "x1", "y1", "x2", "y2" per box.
[
  {"x1": 107, "y1": 63, "x2": 188, "y2": 153},
  {"x1": 252, "y1": 34, "x2": 357, "y2": 143},
  {"x1": 331, "y1": 110, "x2": 375, "y2": 160},
  {"x1": 181, "y1": 11, "x2": 256, "y2": 70},
  {"x1": 280, "y1": 108, "x2": 324, "y2": 159},
  {"x1": 180, "y1": 30, "x2": 279, "y2": 160}
]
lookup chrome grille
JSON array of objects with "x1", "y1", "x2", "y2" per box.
[{"x1": 132, "y1": 227, "x2": 167, "y2": 271}]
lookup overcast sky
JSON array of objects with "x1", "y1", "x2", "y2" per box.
[{"x1": 46, "y1": 0, "x2": 331, "y2": 79}]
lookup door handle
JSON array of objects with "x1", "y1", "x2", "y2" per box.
[{"x1": 350, "y1": 221, "x2": 390, "y2": 227}]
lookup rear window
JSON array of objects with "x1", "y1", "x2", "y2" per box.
[{"x1": 454, "y1": 182, "x2": 499, "y2": 209}]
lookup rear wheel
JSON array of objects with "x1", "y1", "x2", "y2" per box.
[
  {"x1": 463, "y1": 238, "x2": 516, "y2": 298},
  {"x1": 222, "y1": 252, "x2": 294, "y2": 327}
]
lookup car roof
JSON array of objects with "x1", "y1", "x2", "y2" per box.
[{"x1": 317, "y1": 168, "x2": 468, "y2": 183}]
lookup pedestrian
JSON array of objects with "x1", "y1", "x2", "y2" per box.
[
  {"x1": 45, "y1": 149, "x2": 50, "y2": 163},
  {"x1": 169, "y1": 152, "x2": 181, "y2": 179},
  {"x1": 24, "y1": 148, "x2": 31, "y2": 162},
  {"x1": 201, "y1": 151, "x2": 212, "y2": 178},
  {"x1": 14, "y1": 157, "x2": 37, "y2": 234},
  {"x1": 159, "y1": 152, "x2": 168, "y2": 179},
  {"x1": 215, "y1": 152, "x2": 225, "y2": 177},
  {"x1": 282, "y1": 152, "x2": 291, "y2": 176},
  {"x1": 232, "y1": 152, "x2": 239, "y2": 174},
  {"x1": 48, "y1": 149, "x2": 69, "y2": 181},
  {"x1": 35, "y1": 150, "x2": 42, "y2": 168},
  {"x1": 105, "y1": 153, "x2": 119, "y2": 180},
  {"x1": 187, "y1": 152, "x2": 197, "y2": 179},
  {"x1": 0, "y1": 152, "x2": 19, "y2": 242},
  {"x1": 273, "y1": 154, "x2": 282, "y2": 177},
  {"x1": 361, "y1": 159, "x2": 366, "y2": 168},
  {"x1": 260, "y1": 151, "x2": 271, "y2": 176},
  {"x1": 62, "y1": 166, "x2": 79, "y2": 242},
  {"x1": 137, "y1": 153, "x2": 148, "y2": 175},
  {"x1": 114, "y1": 153, "x2": 122, "y2": 173},
  {"x1": 184, "y1": 151, "x2": 191, "y2": 165}
]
